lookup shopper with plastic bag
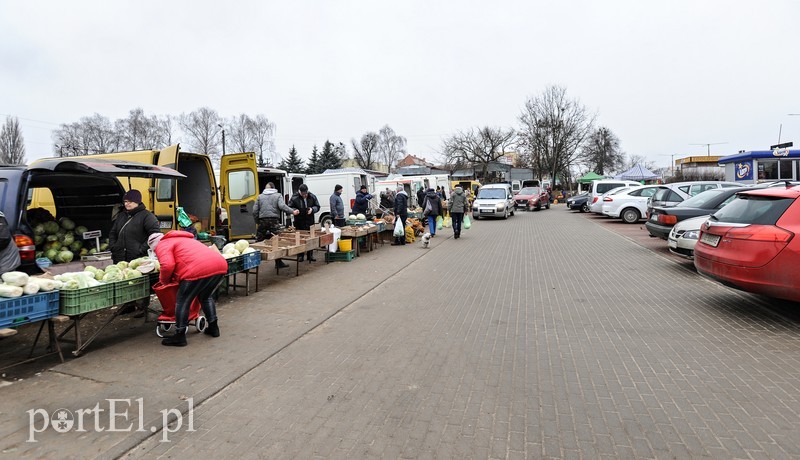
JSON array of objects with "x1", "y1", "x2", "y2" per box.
[
  {"x1": 391, "y1": 185, "x2": 409, "y2": 246},
  {"x1": 421, "y1": 188, "x2": 441, "y2": 238},
  {"x1": 447, "y1": 185, "x2": 468, "y2": 239},
  {"x1": 148, "y1": 231, "x2": 227, "y2": 347}
]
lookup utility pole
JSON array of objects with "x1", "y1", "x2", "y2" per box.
[
  {"x1": 689, "y1": 142, "x2": 727, "y2": 156},
  {"x1": 218, "y1": 124, "x2": 226, "y2": 155}
]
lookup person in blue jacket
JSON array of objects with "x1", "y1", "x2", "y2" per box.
[{"x1": 351, "y1": 184, "x2": 372, "y2": 216}]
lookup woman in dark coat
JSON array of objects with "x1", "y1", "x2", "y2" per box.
[{"x1": 108, "y1": 189, "x2": 160, "y2": 315}]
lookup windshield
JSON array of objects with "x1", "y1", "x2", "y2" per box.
[
  {"x1": 518, "y1": 187, "x2": 541, "y2": 195},
  {"x1": 477, "y1": 188, "x2": 507, "y2": 199},
  {"x1": 677, "y1": 189, "x2": 726, "y2": 208},
  {"x1": 712, "y1": 195, "x2": 793, "y2": 224}
]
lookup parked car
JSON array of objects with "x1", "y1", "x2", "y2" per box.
[
  {"x1": 694, "y1": 185, "x2": 800, "y2": 303},
  {"x1": 601, "y1": 185, "x2": 666, "y2": 223},
  {"x1": 587, "y1": 180, "x2": 642, "y2": 213},
  {"x1": 566, "y1": 191, "x2": 590, "y2": 212},
  {"x1": 472, "y1": 183, "x2": 515, "y2": 219},
  {"x1": 667, "y1": 215, "x2": 709, "y2": 258},
  {"x1": 647, "y1": 181, "x2": 740, "y2": 210},
  {"x1": 645, "y1": 187, "x2": 749, "y2": 239},
  {"x1": 589, "y1": 186, "x2": 639, "y2": 214},
  {"x1": 0, "y1": 158, "x2": 184, "y2": 273},
  {"x1": 514, "y1": 186, "x2": 550, "y2": 211}
]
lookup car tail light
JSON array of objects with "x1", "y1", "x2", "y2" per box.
[
  {"x1": 725, "y1": 225, "x2": 794, "y2": 243},
  {"x1": 657, "y1": 215, "x2": 677, "y2": 225},
  {"x1": 15, "y1": 234, "x2": 36, "y2": 262},
  {"x1": 591, "y1": 197, "x2": 599, "y2": 204}
]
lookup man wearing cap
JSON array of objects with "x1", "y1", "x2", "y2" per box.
[
  {"x1": 288, "y1": 184, "x2": 321, "y2": 262},
  {"x1": 253, "y1": 182, "x2": 299, "y2": 269},
  {"x1": 148, "y1": 231, "x2": 227, "y2": 347},
  {"x1": 109, "y1": 189, "x2": 160, "y2": 316},
  {"x1": 352, "y1": 184, "x2": 373, "y2": 216},
  {"x1": 330, "y1": 184, "x2": 346, "y2": 228}
]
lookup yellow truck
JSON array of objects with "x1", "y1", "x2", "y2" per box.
[{"x1": 41, "y1": 145, "x2": 258, "y2": 240}]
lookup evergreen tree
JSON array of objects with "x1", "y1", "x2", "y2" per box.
[
  {"x1": 319, "y1": 140, "x2": 343, "y2": 172},
  {"x1": 278, "y1": 145, "x2": 305, "y2": 173},
  {"x1": 306, "y1": 145, "x2": 321, "y2": 174}
]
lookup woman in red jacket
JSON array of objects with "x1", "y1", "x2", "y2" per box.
[{"x1": 148, "y1": 231, "x2": 228, "y2": 347}]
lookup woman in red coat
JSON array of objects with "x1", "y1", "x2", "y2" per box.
[{"x1": 148, "y1": 231, "x2": 228, "y2": 347}]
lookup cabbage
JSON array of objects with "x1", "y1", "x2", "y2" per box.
[
  {"x1": 356, "y1": 213, "x2": 366, "y2": 220},
  {"x1": 59, "y1": 250, "x2": 74, "y2": 263},
  {"x1": 94, "y1": 269, "x2": 105, "y2": 281},
  {"x1": 44, "y1": 221, "x2": 59, "y2": 235},
  {"x1": 2, "y1": 271, "x2": 29, "y2": 287},
  {"x1": 61, "y1": 280, "x2": 80, "y2": 290},
  {"x1": 54, "y1": 271, "x2": 101, "y2": 288},
  {"x1": 79, "y1": 248, "x2": 88, "y2": 256},
  {"x1": 59, "y1": 217, "x2": 76, "y2": 230},
  {"x1": 70, "y1": 241, "x2": 83, "y2": 252},
  {"x1": 34, "y1": 235, "x2": 44, "y2": 246},
  {"x1": 100, "y1": 243, "x2": 109, "y2": 251},
  {"x1": 234, "y1": 239, "x2": 249, "y2": 253},
  {"x1": 0, "y1": 284, "x2": 24, "y2": 297},
  {"x1": 74, "y1": 226, "x2": 88, "y2": 236},
  {"x1": 348, "y1": 215, "x2": 357, "y2": 220},
  {"x1": 105, "y1": 265, "x2": 121, "y2": 273},
  {"x1": 123, "y1": 268, "x2": 143, "y2": 279},
  {"x1": 242, "y1": 247, "x2": 256, "y2": 254},
  {"x1": 22, "y1": 283, "x2": 40, "y2": 295},
  {"x1": 63, "y1": 233, "x2": 75, "y2": 246},
  {"x1": 33, "y1": 224, "x2": 45, "y2": 236},
  {"x1": 84, "y1": 265, "x2": 98, "y2": 273},
  {"x1": 222, "y1": 243, "x2": 236, "y2": 253},
  {"x1": 116, "y1": 261, "x2": 129, "y2": 269},
  {"x1": 46, "y1": 234, "x2": 59, "y2": 242},
  {"x1": 27, "y1": 277, "x2": 61, "y2": 292},
  {"x1": 45, "y1": 248, "x2": 59, "y2": 261},
  {"x1": 102, "y1": 271, "x2": 122, "y2": 282}
]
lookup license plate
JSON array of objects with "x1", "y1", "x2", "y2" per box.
[
  {"x1": 480, "y1": 209, "x2": 493, "y2": 214},
  {"x1": 159, "y1": 221, "x2": 172, "y2": 229},
  {"x1": 668, "y1": 239, "x2": 677, "y2": 249},
  {"x1": 700, "y1": 233, "x2": 720, "y2": 247}
]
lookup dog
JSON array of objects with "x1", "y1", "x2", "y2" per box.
[{"x1": 421, "y1": 232, "x2": 431, "y2": 248}]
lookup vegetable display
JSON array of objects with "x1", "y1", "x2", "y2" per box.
[{"x1": 30, "y1": 214, "x2": 109, "y2": 264}]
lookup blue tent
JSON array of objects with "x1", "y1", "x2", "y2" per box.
[{"x1": 616, "y1": 164, "x2": 659, "y2": 181}]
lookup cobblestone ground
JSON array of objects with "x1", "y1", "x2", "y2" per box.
[{"x1": 125, "y1": 208, "x2": 800, "y2": 459}]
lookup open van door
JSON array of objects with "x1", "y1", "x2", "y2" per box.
[
  {"x1": 220, "y1": 153, "x2": 258, "y2": 240},
  {"x1": 152, "y1": 144, "x2": 181, "y2": 230}
]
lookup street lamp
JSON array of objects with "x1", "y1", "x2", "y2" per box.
[
  {"x1": 218, "y1": 124, "x2": 226, "y2": 155},
  {"x1": 660, "y1": 153, "x2": 676, "y2": 174}
]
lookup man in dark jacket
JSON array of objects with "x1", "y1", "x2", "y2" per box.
[
  {"x1": 392, "y1": 186, "x2": 409, "y2": 245},
  {"x1": 416, "y1": 187, "x2": 426, "y2": 209},
  {"x1": 288, "y1": 184, "x2": 320, "y2": 262},
  {"x1": 109, "y1": 189, "x2": 160, "y2": 316},
  {"x1": 352, "y1": 185, "x2": 372, "y2": 216}
]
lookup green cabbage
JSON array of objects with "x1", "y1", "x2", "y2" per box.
[
  {"x1": 63, "y1": 233, "x2": 75, "y2": 246},
  {"x1": 44, "y1": 221, "x2": 59, "y2": 235},
  {"x1": 33, "y1": 224, "x2": 45, "y2": 236},
  {"x1": 45, "y1": 248, "x2": 59, "y2": 261},
  {"x1": 59, "y1": 217, "x2": 76, "y2": 230},
  {"x1": 234, "y1": 239, "x2": 249, "y2": 253},
  {"x1": 117, "y1": 261, "x2": 129, "y2": 269},
  {"x1": 59, "y1": 250, "x2": 74, "y2": 263},
  {"x1": 74, "y1": 226, "x2": 88, "y2": 235},
  {"x1": 70, "y1": 241, "x2": 83, "y2": 252}
]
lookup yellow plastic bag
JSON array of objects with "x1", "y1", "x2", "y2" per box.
[
  {"x1": 405, "y1": 225, "x2": 416, "y2": 243},
  {"x1": 442, "y1": 213, "x2": 452, "y2": 228}
]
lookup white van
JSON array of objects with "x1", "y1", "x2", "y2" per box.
[
  {"x1": 304, "y1": 169, "x2": 376, "y2": 226},
  {"x1": 587, "y1": 180, "x2": 643, "y2": 214},
  {"x1": 472, "y1": 183, "x2": 515, "y2": 220}
]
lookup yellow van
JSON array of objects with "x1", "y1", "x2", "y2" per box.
[{"x1": 43, "y1": 145, "x2": 258, "y2": 240}]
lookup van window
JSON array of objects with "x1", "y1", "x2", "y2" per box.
[
  {"x1": 596, "y1": 183, "x2": 625, "y2": 194},
  {"x1": 477, "y1": 188, "x2": 506, "y2": 199},
  {"x1": 156, "y1": 178, "x2": 174, "y2": 201},
  {"x1": 353, "y1": 178, "x2": 361, "y2": 192},
  {"x1": 227, "y1": 170, "x2": 256, "y2": 200}
]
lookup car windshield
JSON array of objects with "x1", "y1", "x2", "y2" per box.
[
  {"x1": 609, "y1": 187, "x2": 633, "y2": 195},
  {"x1": 477, "y1": 188, "x2": 506, "y2": 199},
  {"x1": 712, "y1": 195, "x2": 794, "y2": 224},
  {"x1": 518, "y1": 187, "x2": 541, "y2": 195},
  {"x1": 677, "y1": 189, "x2": 726, "y2": 208}
]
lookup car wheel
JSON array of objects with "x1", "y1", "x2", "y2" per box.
[
  {"x1": 621, "y1": 208, "x2": 640, "y2": 224},
  {"x1": 580, "y1": 203, "x2": 589, "y2": 213},
  {"x1": 545, "y1": 202, "x2": 550, "y2": 210},
  {"x1": 510, "y1": 207, "x2": 514, "y2": 216},
  {"x1": 503, "y1": 209, "x2": 508, "y2": 219},
  {"x1": 473, "y1": 213, "x2": 480, "y2": 221}
]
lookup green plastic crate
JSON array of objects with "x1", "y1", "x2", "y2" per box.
[
  {"x1": 325, "y1": 249, "x2": 356, "y2": 262},
  {"x1": 0, "y1": 291, "x2": 59, "y2": 328},
  {"x1": 112, "y1": 276, "x2": 150, "y2": 305},
  {"x1": 59, "y1": 283, "x2": 115, "y2": 316}
]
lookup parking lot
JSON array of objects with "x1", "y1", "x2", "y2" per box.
[{"x1": 2, "y1": 205, "x2": 800, "y2": 458}]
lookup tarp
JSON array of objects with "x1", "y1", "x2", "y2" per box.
[
  {"x1": 616, "y1": 164, "x2": 659, "y2": 181},
  {"x1": 577, "y1": 172, "x2": 604, "y2": 184}
]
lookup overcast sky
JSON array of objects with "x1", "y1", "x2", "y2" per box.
[{"x1": 2, "y1": 0, "x2": 799, "y2": 171}]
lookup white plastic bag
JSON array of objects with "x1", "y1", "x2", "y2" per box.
[
  {"x1": 328, "y1": 227, "x2": 342, "y2": 253},
  {"x1": 393, "y1": 218, "x2": 404, "y2": 237}
]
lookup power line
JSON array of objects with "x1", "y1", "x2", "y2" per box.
[{"x1": 689, "y1": 142, "x2": 727, "y2": 156}]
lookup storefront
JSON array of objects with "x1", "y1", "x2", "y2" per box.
[{"x1": 718, "y1": 149, "x2": 800, "y2": 184}]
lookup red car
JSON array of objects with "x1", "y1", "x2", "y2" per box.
[
  {"x1": 694, "y1": 185, "x2": 800, "y2": 302},
  {"x1": 514, "y1": 186, "x2": 550, "y2": 211}
]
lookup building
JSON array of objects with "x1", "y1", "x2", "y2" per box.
[
  {"x1": 675, "y1": 156, "x2": 725, "y2": 177},
  {"x1": 718, "y1": 149, "x2": 799, "y2": 184},
  {"x1": 396, "y1": 154, "x2": 434, "y2": 168},
  {"x1": 341, "y1": 158, "x2": 389, "y2": 173}
]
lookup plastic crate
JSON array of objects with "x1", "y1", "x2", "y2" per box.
[
  {"x1": 226, "y1": 254, "x2": 245, "y2": 274},
  {"x1": 59, "y1": 283, "x2": 115, "y2": 316},
  {"x1": 112, "y1": 276, "x2": 150, "y2": 305},
  {"x1": 0, "y1": 291, "x2": 60, "y2": 328},
  {"x1": 325, "y1": 249, "x2": 355, "y2": 262},
  {"x1": 243, "y1": 251, "x2": 261, "y2": 270}
]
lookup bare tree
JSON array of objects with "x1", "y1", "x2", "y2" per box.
[
  {"x1": 227, "y1": 114, "x2": 254, "y2": 154},
  {"x1": 178, "y1": 107, "x2": 222, "y2": 162},
  {"x1": 53, "y1": 113, "x2": 119, "y2": 156},
  {"x1": 352, "y1": 132, "x2": 380, "y2": 170},
  {"x1": 518, "y1": 85, "x2": 595, "y2": 184},
  {"x1": 624, "y1": 153, "x2": 657, "y2": 171},
  {"x1": 377, "y1": 125, "x2": 407, "y2": 171},
  {"x1": 442, "y1": 126, "x2": 516, "y2": 181},
  {"x1": 159, "y1": 115, "x2": 174, "y2": 146},
  {"x1": 0, "y1": 116, "x2": 26, "y2": 164},
  {"x1": 249, "y1": 115, "x2": 276, "y2": 167},
  {"x1": 581, "y1": 127, "x2": 625, "y2": 175},
  {"x1": 115, "y1": 108, "x2": 166, "y2": 151}
]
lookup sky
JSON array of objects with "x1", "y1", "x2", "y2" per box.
[{"x1": 2, "y1": 0, "x2": 799, "y2": 173}]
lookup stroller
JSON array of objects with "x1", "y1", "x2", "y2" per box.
[{"x1": 153, "y1": 281, "x2": 207, "y2": 337}]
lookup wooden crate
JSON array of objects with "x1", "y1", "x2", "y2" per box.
[
  {"x1": 294, "y1": 230, "x2": 321, "y2": 250},
  {"x1": 250, "y1": 240, "x2": 288, "y2": 261}
]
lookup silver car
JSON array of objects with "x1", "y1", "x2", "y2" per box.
[
  {"x1": 472, "y1": 184, "x2": 515, "y2": 219},
  {"x1": 667, "y1": 215, "x2": 710, "y2": 258}
]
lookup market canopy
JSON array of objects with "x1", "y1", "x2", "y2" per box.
[
  {"x1": 616, "y1": 164, "x2": 659, "y2": 181},
  {"x1": 577, "y1": 172, "x2": 605, "y2": 184}
]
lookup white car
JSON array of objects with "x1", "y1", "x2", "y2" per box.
[
  {"x1": 587, "y1": 179, "x2": 643, "y2": 213},
  {"x1": 601, "y1": 185, "x2": 666, "y2": 223},
  {"x1": 589, "y1": 186, "x2": 639, "y2": 214},
  {"x1": 667, "y1": 215, "x2": 709, "y2": 259}
]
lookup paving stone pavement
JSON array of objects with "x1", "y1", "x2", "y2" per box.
[{"x1": 3, "y1": 208, "x2": 800, "y2": 459}]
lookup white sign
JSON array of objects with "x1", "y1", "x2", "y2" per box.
[{"x1": 772, "y1": 148, "x2": 790, "y2": 157}]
